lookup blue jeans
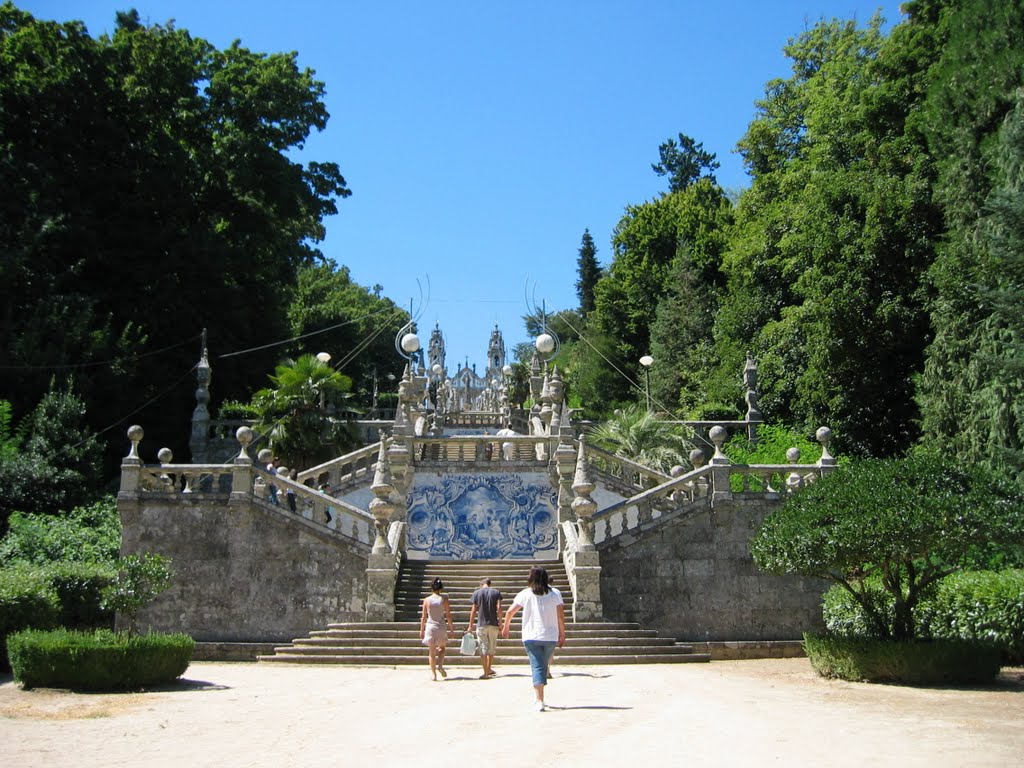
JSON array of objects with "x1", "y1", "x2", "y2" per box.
[{"x1": 523, "y1": 641, "x2": 557, "y2": 686}]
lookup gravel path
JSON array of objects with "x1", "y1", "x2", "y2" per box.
[{"x1": 2, "y1": 659, "x2": 1022, "y2": 767}]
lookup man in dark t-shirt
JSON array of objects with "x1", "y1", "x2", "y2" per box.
[{"x1": 467, "y1": 577, "x2": 503, "y2": 679}]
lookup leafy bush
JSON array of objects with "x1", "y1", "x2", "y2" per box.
[
  {"x1": 216, "y1": 400, "x2": 258, "y2": 420},
  {"x1": 824, "y1": 570, "x2": 1024, "y2": 665},
  {"x1": 752, "y1": 451, "x2": 1024, "y2": 640},
  {"x1": 101, "y1": 554, "x2": 172, "y2": 633},
  {"x1": 0, "y1": 565, "x2": 59, "y2": 669},
  {"x1": 725, "y1": 423, "x2": 820, "y2": 465},
  {"x1": 0, "y1": 496, "x2": 121, "y2": 567},
  {"x1": 7, "y1": 628, "x2": 194, "y2": 690},
  {"x1": 919, "y1": 571, "x2": 1024, "y2": 664},
  {"x1": 46, "y1": 561, "x2": 116, "y2": 630},
  {"x1": 803, "y1": 633, "x2": 1002, "y2": 685}
]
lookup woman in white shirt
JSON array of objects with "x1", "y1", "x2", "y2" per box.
[{"x1": 501, "y1": 566, "x2": 566, "y2": 711}]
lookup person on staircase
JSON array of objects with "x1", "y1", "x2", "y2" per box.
[
  {"x1": 467, "y1": 577, "x2": 503, "y2": 679},
  {"x1": 419, "y1": 577, "x2": 455, "y2": 681},
  {"x1": 501, "y1": 566, "x2": 565, "y2": 711}
]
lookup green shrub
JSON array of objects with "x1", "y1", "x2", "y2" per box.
[
  {"x1": 7, "y1": 628, "x2": 194, "y2": 690},
  {"x1": 0, "y1": 565, "x2": 59, "y2": 669},
  {"x1": 823, "y1": 570, "x2": 1024, "y2": 664},
  {"x1": 918, "y1": 570, "x2": 1024, "y2": 665},
  {"x1": 804, "y1": 633, "x2": 1003, "y2": 685},
  {"x1": 0, "y1": 496, "x2": 121, "y2": 567},
  {"x1": 45, "y1": 561, "x2": 116, "y2": 630},
  {"x1": 101, "y1": 554, "x2": 172, "y2": 633}
]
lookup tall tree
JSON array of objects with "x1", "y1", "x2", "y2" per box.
[
  {"x1": 0, "y1": 5, "x2": 351, "y2": 472},
  {"x1": 709, "y1": 12, "x2": 941, "y2": 456},
  {"x1": 915, "y1": 0, "x2": 1024, "y2": 470},
  {"x1": 651, "y1": 132, "x2": 720, "y2": 192},
  {"x1": 575, "y1": 229, "x2": 601, "y2": 317}
]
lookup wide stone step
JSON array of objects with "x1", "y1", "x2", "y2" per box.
[
  {"x1": 294, "y1": 636, "x2": 679, "y2": 648},
  {"x1": 274, "y1": 644, "x2": 697, "y2": 657},
  {"x1": 259, "y1": 652, "x2": 711, "y2": 665}
]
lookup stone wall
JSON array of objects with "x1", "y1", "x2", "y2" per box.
[
  {"x1": 119, "y1": 493, "x2": 370, "y2": 642},
  {"x1": 598, "y1": 496, "x2": 827, "y2": 641}
]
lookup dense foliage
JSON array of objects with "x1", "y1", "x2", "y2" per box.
[
  {"x1": 751, "y1": 451, "x2": 1024, "y2": 641},
  {"x1": 0, "y1": 3, "x2": 364, "y2": 476},
  {"x1": 824, "y1": 570, "x2": 1024, "y2": 663}
]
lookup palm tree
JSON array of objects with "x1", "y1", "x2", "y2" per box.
[
  {"x1": 587, "y1": 404, "x2": 694, "y2": 472},
  {"x1": 251, "y1": 354, "x2": 358, "y2": 468}
]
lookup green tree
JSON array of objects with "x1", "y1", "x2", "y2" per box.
[
  {"x1": 0, "y1": 497, "x2": 120, "y2": 567},
  {"x1": 286, "y1": 263, "x2": 409, "y2": 409},
  {"x1": 916, "y1": 0, "x2": 1024, "y2": 471},
  {"x1": 575, "y1": 229, "x2": 602, "y2": 317},
  {"x1": 651, "y1": 132, "x2": 720, "y2": 192},
  {"x1": 709, "y1": 13, "x2": 941, "y2": 455},
  {"x1": 251, "y1": 354, "x2": 358, "y2": 468},
  {"x1": 100, "y1": 553, "x2": 173, "y2": 635},
  {"x1": 0, "y1": 5, "x2": 351, "y2": 475},
  {"x1": 587, "y1": 405, "x2": 694, "y2": 472},
  {"x1": 750, "y1": 451, "x2": 1024, "y2": 641}
]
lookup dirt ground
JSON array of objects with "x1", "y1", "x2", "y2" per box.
[{"x1": 1, "y1": 659, "x2": 1022, "y2": 767}]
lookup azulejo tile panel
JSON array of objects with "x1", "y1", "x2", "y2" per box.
[{"x1": 406, "y1": 472, "x2": 558, "y2": 560}]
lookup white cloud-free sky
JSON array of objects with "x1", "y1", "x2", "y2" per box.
[{"x1": 20, "y1": 1, "x2": 903, "y2": 370}]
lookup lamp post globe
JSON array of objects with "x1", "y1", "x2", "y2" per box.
[
  {"x1": 400, "y1": 332, "x2": 420, "y2": 356},
  {"x1": 316, "y1": 351, "x2": 331, "y2": 364},
  {"x1": 535, "y1": 333, "x2": 556, "y2": 355},
  {"x1": 640, "y1": 355, "x2": 654, "y2": 412}
]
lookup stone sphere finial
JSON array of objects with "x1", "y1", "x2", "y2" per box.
[
  {"x1": 158, "y1": 447, "x2": 173, "y2": 464},
  {"x1": 236, "y1": 425, "x2": 253, "y2": 461},
  {"x1": 816, "y1": 426, "x2": 835, "y2": 465},
  {"x1": 257, "y1": 448, "x2": 272, "y2": 464},
  {"x1": 689, "y1": 448, "x2": 705, "y2": 468},
  {"x1": 126, "y1": 425, "x2": 144, "y2": 461},
  {"x1": 709, "y1": 425, "x2": 729, "y2": 462},
  {"x1": 786, "y1": 447, "x2": 801, "y2": 463}
]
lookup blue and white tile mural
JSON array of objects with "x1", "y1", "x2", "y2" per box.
[{"x1": 406, "y1": 473, "x2": 558, "y2": 560}]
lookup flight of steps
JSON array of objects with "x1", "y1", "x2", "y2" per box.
[{"x1": 259, "y1": 560, "x2": 710, "y2": 665}]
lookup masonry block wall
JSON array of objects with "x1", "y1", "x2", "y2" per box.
[
  {"x1": 598, "y1": 497, "x2": 827, "y2": 641},
  {"x1": 119, "y1": 495, "x2": 369, "y2": 642}
]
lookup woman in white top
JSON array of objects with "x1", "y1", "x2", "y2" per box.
[{"x1": 501, "y1": 566, "x2": 566, "y2": 711}]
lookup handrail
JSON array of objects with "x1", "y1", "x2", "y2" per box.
[{"x1": 594, "y1": 464, "x2": 712, "y2": 519}]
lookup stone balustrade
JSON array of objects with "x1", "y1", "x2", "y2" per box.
[
  {"x1": 298, "y1": 442, "x2": 381, "y2": 493},
  {"x1": 413, "y1": 434, "x2": 547, "y2": 465}
]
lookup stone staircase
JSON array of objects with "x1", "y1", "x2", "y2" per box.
[{"x1": 259, "y1": 559, "x2": 710, "y2": 665}]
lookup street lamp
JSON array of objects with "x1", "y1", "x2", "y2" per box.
[
  {"x1": 316, "y1": 352, "x2": 332, "y2": 410},
  {"x1": 640, "y1": 355, "x2": 654, "y2": 412}
]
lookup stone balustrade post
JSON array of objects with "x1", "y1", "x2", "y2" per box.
[
  {"x1": 816, "y1": 426, "x2": 837, "y2": 476},
  {"x1": 709, "y1": 425, "x2": 733, "y2": 504},
  {"x1": 230, "y1": 426, "x2": 255, "y2": 502},
  {"x1": 366, "y1": 440, "x2": 400, "y2": 621},
  {"x1": 118, "y1": 425, "x2": 145, "y2": 496},
  {"x1": 786, "y1": 447, "x2": 804, "y2": 492}
]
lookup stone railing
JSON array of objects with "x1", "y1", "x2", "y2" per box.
[
  {"x1": 119, "y1": 425, "x2": 374, "y2": 551},
  {"x1": 253, "y1": 467, "x2": 376, "y2": 547},
  {"x1": 582, "y1": 442, "x2": 672, "y2": 496},
  {"x1": 413, "y1": 434, "x2": 547, "y2": 466},
  {"x1": 587, "y1": 426, "x2": 837, "y2": 547},
  {"x1": 298, "y1": 442, "x2": 382, "y2": 493}
]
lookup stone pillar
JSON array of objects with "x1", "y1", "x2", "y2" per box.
[
  {"x1": 118, "y1": 425, "x2": 145, "y2": 496},
  {"x1": 366, "y1": 440, "x2": 400, "y2": 621},
  {"x1": 554, "y1": 434, "x2": 577, "y2": 527},
  {"x1": 709, "y1": 425, "x2": 733, "y2": 504},
  {"x1": 816, "y1": 426, "x2": 837, "y2": 476},
  {"x1": 230, "y1": 426, "x2": 254, "y2": 503},
  {"x1": 189, "y1": 330, "x2": 212, "y2": 463},
  {"x1": 567, "y1": 436, "x2": 602, "y2": 621},
  {"x1": 743, "y1": 353, "x2": 762, "y2": 443}
]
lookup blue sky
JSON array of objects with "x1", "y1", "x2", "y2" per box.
[{"x1": 21, "y1": 1, "x2": 904, "y2": 371}]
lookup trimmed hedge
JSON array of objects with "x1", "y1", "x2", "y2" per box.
[
  {"x1": 0, "y1": 562, "x2": 116, "y2": 671},
  {"x1": 804, "y1": 633, "x2": 1003, "y2": 685},
  {"x1": 7, "y1": 628, "x2": 194, "y2": 690},
  {"x1": 0, "y1": 566, "x2": 59, "y2": 668},
  {"x1": 823, "y1": 569, "x2": 1024, "y2": 664}
]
